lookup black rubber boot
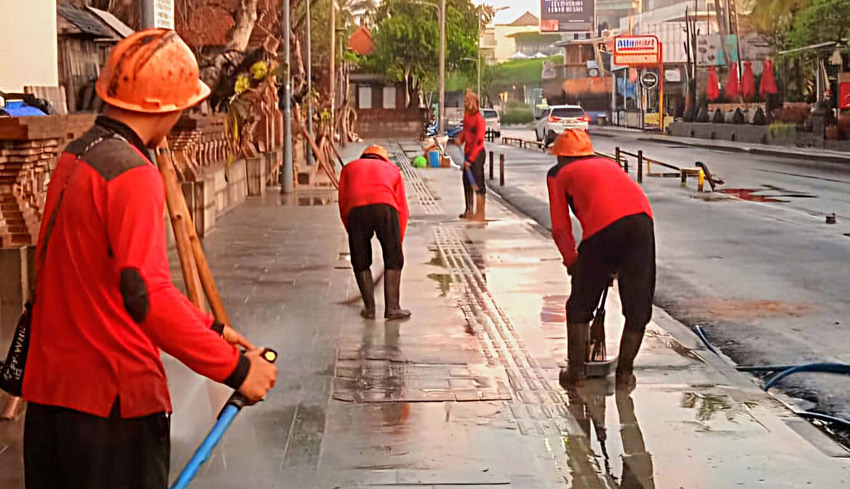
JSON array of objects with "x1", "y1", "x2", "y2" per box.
[
  {"x1": 355, "y1": 270, "x2": 376, "y2": 319},
  {"x1": 384, "y1": 269, "x2": 411, "y2": 320},
  {"x1": 616, "y1": 327, "x2": 645, "y2": 389},
  {"x1": 559, "y1": 321, "x2": 590, "y2": 386}
]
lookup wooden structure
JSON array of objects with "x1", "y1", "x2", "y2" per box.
[{"x1": 56, "y1": 2, "x2": 130, "y2": 112}]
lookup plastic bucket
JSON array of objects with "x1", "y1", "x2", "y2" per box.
[{"x1": 428, "y1": 151, "x2": 441, "y2": 168}]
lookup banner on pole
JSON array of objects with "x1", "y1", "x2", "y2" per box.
[{"x1": 541, "y1": 0, "x2": 594, "y2": 33}]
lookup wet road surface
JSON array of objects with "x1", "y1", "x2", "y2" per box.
[{"x1": 493, "y1": 126, "x2": 850, "y2": 427}]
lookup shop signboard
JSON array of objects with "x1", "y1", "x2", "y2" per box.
[{"x1": 613, "y1": 35, "x2": 661, "y2": 67}]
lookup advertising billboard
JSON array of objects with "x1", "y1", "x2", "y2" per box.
[
  {"x1": 613, "y1": 35, "x2": 661, "y2": 66},
  {"x1": 541, "y1": 0, "x2": 595, "y2": 33}
]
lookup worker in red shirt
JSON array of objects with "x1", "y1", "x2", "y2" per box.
[
  {"x1": 462, "y1": 91, "x2": 487, "y2": 221},
  {"x1": 21, "y1": 29, "x2": 276, "y2": 489},
  {"x1": 546, "y1": 129, "x2": 655, "y2": 388},
  {"x1": 339, "y1": 145, "x2": 411, "y2": 320}
]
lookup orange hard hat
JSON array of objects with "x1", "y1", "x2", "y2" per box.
[
  {"x1": 362, "y1": 145, "x2": 390, "y2": 161},
  {"x1": 96, "y1": 29, "x2": 211, "y2": 113},
  {"x1": 552, "y1": 129, "x2": 594, "y2": 157}
]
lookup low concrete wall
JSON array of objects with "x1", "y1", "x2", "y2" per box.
[
  {"x1": 669, "y1": 122, "x2": 769, "y2": 144},
  {"x1": 183, "y1": 159, "x2": 249, "y2": 238}
]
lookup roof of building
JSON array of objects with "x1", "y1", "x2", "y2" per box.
[
  {"x1": 86, "y1": 7, "x2": 134, "y2": 38},
  {"x1": 505, "y1": 12, "x2": 539, "y2": 27},
  {"x1": 348, "y1": 25, "x2": 376, "y2": 56},
  {"x1": 57, "y1": 2, "x2": 118, "y2": 39}
]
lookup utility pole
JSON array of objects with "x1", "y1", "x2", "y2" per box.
[
  {"x1": 306, "y1": 0, "x2": 314, "y2": 166},
  {"x1": 330, "y1": 0, "x2": 336, "y2": 141},
  {"x1": 439, "y1": 0, "x2": 446, "y2": 135},
  {"x1": 282, "y1": 0, "x2": 293, "y2": 193},
  {"x1": 140, "y1": 0, "x2": 154, "y2": 28}
]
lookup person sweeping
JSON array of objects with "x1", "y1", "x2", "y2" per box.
[
  {"x1": 546, "y1": 129, "x2": 655, "y2": 388},
  {"x1": 339, "y1": 145, "x2": 411, "y2": 320},
  {"x1": 21, "y1": 29, "x2": 276, "y2": 489}
]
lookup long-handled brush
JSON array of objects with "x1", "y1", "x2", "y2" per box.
[
  {"x1": 589, "y1": 286, "x2": 608, "y2": 362},
  {"x1": 586, "y1": 281, "x2": 617, "y2": 378}
]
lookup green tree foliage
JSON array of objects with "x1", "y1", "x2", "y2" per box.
[
  {"x1": 364, "y1": 0, "x2": 490, "y2": 100},
  {"x1": 451, "y1": 57, "x2": 561, "y2": 103},
  {"x1": 786, "y1": 0, "x2": 850, "y2": 48},
  {"x1": 749, "y1": 0, "x2": 810, "y2": 45}
]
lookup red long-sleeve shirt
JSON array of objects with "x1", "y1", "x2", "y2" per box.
[
  {"x1": 338, "y1": 156, "x2": 409, "y2": 240},
  {"x1": 23, "y1": 117, "x2": 248, "y2": 419},
  {"x1": 462, "y1": 111, "x2": 486, "y2": 162},
  {"x1": 547, "y1": 156, "x2": 653, "y2": 267}
]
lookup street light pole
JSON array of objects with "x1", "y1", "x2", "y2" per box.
[
  {"x1": 305, "y1": 0, "x2": 314, "y2": 166},
  {"x1": 439, "y1": 0, "x2": 446, "y2": 135},
  {"x1": 282, "y1": 0, "x2": 293, "y2": 193},
  {"x1": 329, "y1": 0, "x2": 336, "y2": 141}
]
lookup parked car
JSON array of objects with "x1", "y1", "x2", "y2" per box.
[
  {"x1": 482, "y1": 108, "x2": 501, "y2": 137},
  {"x1": 534, "y1": 105, "x2": 590, "y2": 143}
]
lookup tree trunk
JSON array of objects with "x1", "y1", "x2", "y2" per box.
[
  {"x1": 404, "y1": 67, "x2": 411, "y2": 108},
  {"x1": 200, "y1": 0, "x2": 259, "y2": 88}
]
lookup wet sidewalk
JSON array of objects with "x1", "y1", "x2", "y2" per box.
[{"x1": 2, "y1": 140, "x2": 850, "y2": 488}]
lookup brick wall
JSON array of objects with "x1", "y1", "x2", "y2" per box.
[
  {"x1": 355, "y1": 108, "x2": 427, "y2": 139},
  {"x1": 0, "y1": 114, "x2": 97, "y2": 248}
]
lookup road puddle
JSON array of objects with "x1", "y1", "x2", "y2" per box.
[
  {"x1": 718, "y1": 188, "x2": 785, "y2": 202},
  {"x1": 426, "y1": 273, "x2": 452, "y2": 297},
  {"x1": 717, "y1": 186, "x2": 815, "y2": 203},
  {"x1": 280, "y1": 191, "x2": 336, "y2": 206},
  {"x1": 557, "y1": 380, "x2": 774, "y2": 488}
]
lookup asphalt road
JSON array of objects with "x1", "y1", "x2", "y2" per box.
[{"x1": 492, "y1": 125, "x2": 850, "y2": 423}]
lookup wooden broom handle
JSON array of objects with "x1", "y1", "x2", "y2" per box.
[{"x1": 156, "y1": 142, "x2": 206, "y2": 311}]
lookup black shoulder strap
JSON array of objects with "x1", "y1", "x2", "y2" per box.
[{"x1": 36, "y1": 133, "x2": 126, "y2": 285}]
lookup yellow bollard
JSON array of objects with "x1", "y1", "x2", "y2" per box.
[{"x1": 698, "y1": 168, "x2": 705, "y2": 192}]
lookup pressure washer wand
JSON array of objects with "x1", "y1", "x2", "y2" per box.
[{"x1": 170, "y1": 348, "x2": 278, "y2": 489}]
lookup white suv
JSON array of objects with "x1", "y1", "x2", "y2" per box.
[
  {"x1": 535, "y1": 105, "x2": 589, "y2": 143},
  {"x1": 482, "y1": 109, "x2": 501, "y2": 137}
]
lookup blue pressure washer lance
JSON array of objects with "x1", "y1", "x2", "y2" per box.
[
  {"x1": 170, "y1": 348, "x2": 278, "y2": 489},
  {"x1": 464, "y1": 168, "x2": 476, "y2": 188}
]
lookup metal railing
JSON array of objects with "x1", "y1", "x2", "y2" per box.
[
  {"x1": 500, "y1": 136, "x2": 544, "y2": 150},
  {"x1": 483, "y1": 139, "x2": 722, "y2": 193},
  {"x1": 614, "y1": 146, "x2": 722, "y2": 192}
]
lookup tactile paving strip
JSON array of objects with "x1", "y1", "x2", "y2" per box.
[{"x1": 393, "y1": 150, "x2": 442, "y2": 215}]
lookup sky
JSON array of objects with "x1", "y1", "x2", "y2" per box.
[{"x1": 471, "y1": 0, "x2": 540, "y2": 25}]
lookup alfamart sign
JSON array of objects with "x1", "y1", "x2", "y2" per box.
[{"x1": 613, "y1": 35, "x2": 661, "y2": 66}]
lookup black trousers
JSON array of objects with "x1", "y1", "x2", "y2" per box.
[
  {"x1": 24, "y1": 401, "x2": 170, "y2": 489},
  {"x1": 347, "y1": 204, "x2": 404, "y2": 273},
  {"x1": 567, "y1": 213, "x2": 656, "y2": 330},
  {"x1": 470, "y1": 151, "x2": 486, "y2": 195}
]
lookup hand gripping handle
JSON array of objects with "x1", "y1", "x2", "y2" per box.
[{"x1": 220, "y1": 348, "x2": 277, "y2": 415}]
